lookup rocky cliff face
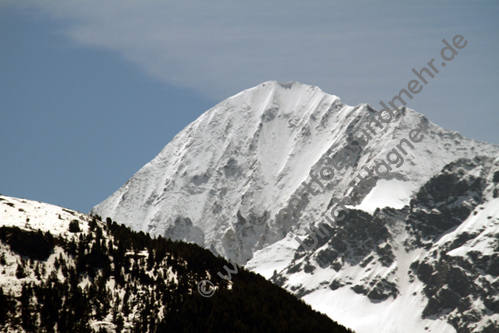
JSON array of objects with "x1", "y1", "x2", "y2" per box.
[
  {"x1": 263, "y1": 155, "x2": 499, "y2": 332},
  {"x1": 92, "y1": 81, "x2": 499, "y2": 332}
]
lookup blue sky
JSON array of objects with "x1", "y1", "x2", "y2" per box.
[{"x1": 1, "y1": 1, "x2": 498, "y2": 213}]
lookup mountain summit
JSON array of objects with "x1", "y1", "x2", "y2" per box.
[
  {"x1": 92, "y1": 81, "x2": 499, "y2": 332},
  {"x1": 93, "y1": 81, "x2": 348, "y2": 261},
  {"x1": 92, "y1": 81, "x2": 495, "y2": 264}
]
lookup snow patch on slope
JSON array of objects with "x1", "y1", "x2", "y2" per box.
[
  {"x1": 438, "y1": 198, "x2": 499, "y2": 257},
  {"x1": 352, "y1": 179, "x2": 418, "y2": 214},
  {"x1": 0, "y1": 195, "x2": 91, "y2": 235},
  {"x1": 303, "y1": 287, "x2": 455, "y2": 333},
  {"x1": 245, "y1": 234, "x2": 299, "y2": 279}
]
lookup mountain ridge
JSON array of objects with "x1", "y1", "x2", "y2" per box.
[
  {"x1": 91, "y1": 81, "x2": 499, "y2": 264},
  {"x1": 0, "y1": 194, "x2": 354, "y2": 333},
  {"x1": 91, "y1": 81, "x2": 499, "y2": 332}
]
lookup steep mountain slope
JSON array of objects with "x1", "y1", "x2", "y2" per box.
[
  {"x1": 92, "y1": 81, "x2": 497, "y2": 266},
  {"x1": 248, "y1": 156, "x2": 499, "y2": 332},
  {"x1": 91, "y1": 81, "x2": 499, "y2": 332},
  {"x1": 0, "y1": 195, "x2": 353, "y2": 333}
]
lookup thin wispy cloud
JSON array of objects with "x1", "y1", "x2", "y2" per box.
[
  {"x1": 4, "y1": 0, "x2": 499, "y2": 143},
  {"x1": 12, "y1": 1, "x2": 447, "y2": 99}
]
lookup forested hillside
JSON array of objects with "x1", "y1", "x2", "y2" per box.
[{"x1": 0, "y1": 203, "x2": 353, "y2": 333}]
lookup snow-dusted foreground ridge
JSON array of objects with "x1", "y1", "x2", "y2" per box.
[
  {"x1": 0, "y1": 195, "x2": 93, "y2": 236},
  {"x1": 93, "y1": 81, "x2": 499, "y2": 332},
  {"x1": 0, "y1": 194, "x2": 352, "y2": 332}
]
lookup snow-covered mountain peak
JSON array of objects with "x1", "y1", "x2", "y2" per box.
[
  {"x1": 91, "y1": 81, "x2": 352, "y2": 259},
  {"x1": 89, "y1": 81, "x2": 499, "y2": 332},
  {"x1": 200, "y1": 80, "x2": 342, "y2": 128},
  {"x1": 232, "y1": 80, "x2": 334, "y2": 107},
  {"x1": 92, "y1": 81, "x2": 499, "y2": 271}
]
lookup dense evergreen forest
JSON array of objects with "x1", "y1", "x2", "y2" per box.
[{"x1": 0, "y1": 216, "x2": 354, "y2": 333}]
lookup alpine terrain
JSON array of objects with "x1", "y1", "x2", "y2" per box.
[
  {"x1": 92, "y1": 81, "x2": 499, "y2": 332},
  {"x1": 0, "y1": 194, "x2": 353, "y2": 333}
]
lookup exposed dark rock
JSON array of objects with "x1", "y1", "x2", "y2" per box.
[
  {"x1": 359, "y1": 254, "x2": 374, "y2": 268},
  {"x1": 486, "y1": 253, "x2": 499, "y2": 276},
  {"x1": 351, "y1": 284, "x2": 368, "y2": 295},
  {"x1": 457, "y1": 296, "x2": 473, "y2": 313},
  {"x1": 405, "y1": 158, "x2": 487, "y2": 248},
  {"x1": 447, "y1": 266, "x2": 473, "y2": 297},
  {"x1": 376, "y1": 242, "x2": 394, "y2": 267},
  {"x1": 303, "y1": 262, "x2": 316, "y2": 274},
  {"x1": 416, "y1": 260, "x2": 434, "y2": 284},
  {"x1": 481, "y1": 320, "x2": 499, "y2": 333},
  {"x1": 367, "y1": 280, "x2": 398, "y2": 300},
  {"x1": 484, "y1": 295, "x2": 499, "y2": 313},
  {"x1": 287, "y1": 262, "x2": 302, "y2": 274},
  {"x1": 329, "y1": 279, "x2": 343, "y2": 291},
  {"x1": 315, "y1": 248, "x2": 338, "y2": 268},
  {"x1": 294, "y1": 286, "x2": 313, "y2": 298},
  {"x1": 491, "y1": 277, "x2": 499, "y2": 290},
  {"x1": 331, "y1": 261, "x2": 342, "y2": 272},
  {"x1": 273, "y1": 275, "x2": 288, "y2": 288},
  {"x1": 461, "y1": 309, "x2": 482, "y2": 323},
  {"x1": 449, "y1": 232, "x2": 475, "y2": 251},
  {"x1": 422, "y1": 296, "x2": 442, "y2": 318},
  {"x1": 422, "y1": 285, "x2": 460, "y2": 318},
  {"x1": 437, "y1": 286, "x2": 461, "y2": 310}
]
